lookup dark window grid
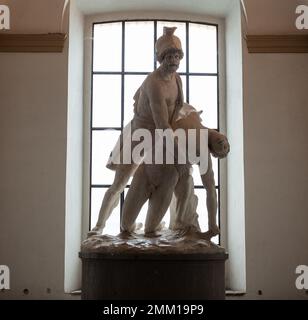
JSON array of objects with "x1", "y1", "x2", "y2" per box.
[
  {"x1": 120, "y1": 22, "x2": 126, "y2": 215},
  {"x1": 92, "y1": 19, "x2": 219, "y2": 28},
  {"x1": 92, "y1": 126, "x2": 219, "y2": 131},
  {"x1": 93, "y1": 71, "x2": 218, "y2": 76},
  {"x1": 89, "y1": 22, "x2": 95, "y2": 230},
  {"x1": 92, "y1": 184, "x2": 219, "y2": 189},
  {"x1": 216, "y1": 20, "x2": 221, "y2": 233},
  {"x1": 90, "y1": 20, "x2": 220, "y2": 240}
]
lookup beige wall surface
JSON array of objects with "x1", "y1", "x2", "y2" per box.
[
  {"x1": 241, "y1": 0, "x2": 308, "y2": 299},
  {"x1": 0, "y1": 0, "x2": 70, "y2": 299},
  {"x1": 243, "y1": 0, "x2": 308, "y2": 34},
  {"x1": 0, "y1": 51, "x2": 69, "y2": 299},
  {"x1": 0, "y1": 0, "x2": 67, "y2": 33},
  {"x1": 243, "y1": 50, "x2": 308, "y2": 299}
]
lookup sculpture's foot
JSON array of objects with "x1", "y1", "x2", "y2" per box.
[
  {"x1": 118, "y1": 230, "x2": 137, "y2": 239},
  {"x1": 144, "y1": 221, "x2": 166, "y2": 236},
  {"x1": 87, "y1": 226, "x2": 104, "y2": 238},
  {"x1": 202, "y1": 225, "x2": 220, "y2": 240}
]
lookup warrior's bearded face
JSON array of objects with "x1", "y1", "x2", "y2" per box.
[{"x1": 161, "y1": 49, "x2": 182, "y2": 72}]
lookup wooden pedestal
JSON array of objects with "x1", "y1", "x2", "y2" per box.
[{"x1": 79, "y1": 251, "x2": 228, "y2": 300}]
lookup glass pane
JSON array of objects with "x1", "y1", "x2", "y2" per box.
[
  {"x1": 213, "y1": 157, "x2": 218, "y2": 184},
  {"x1": 91, "y1": 187, "x2": 120, "y2": 235},
  {"x1": 92, "y1": 75, "x2": 121, "y2": 128},
  {"x1": 124, "y1": 75, "x2": 147, "y2": 126},
  {"x1": 189, "y1": 76, "x2": 218, "y2": 129},
  {"x1": 125, "y1": 21, "x2": 154, "y2": 72},
  {"x1": 180, "y1": 75, "x2": 187, "y2": 102},
  {"x1": 189, "y1": 23, "x2": 217, "y2": 73},
  {"x1": 192, "y1": 165, "x2": 202, "y2": 187},
  {"x1": 192, "y1": 157, "x2": 218, "y2": 187},
  {"x1": 157, "y1": 21, "x2": 186, "y2": 73},
  {"x1": 92, "y1": 130, "x2": 121, "y2": 185},
  {"x1": 194, "y1": 188, "x2": 219, "y2": 244},
  {"x1": 93, "y1": 22, "x2": 122, "y2": 72},
  {"x1": 124, "y1": 188, "x2": 170, "y2": 230}
]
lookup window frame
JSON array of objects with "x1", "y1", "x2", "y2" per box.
[{"x1": 84, "y1": 15, "x2": 226, "y2": 246}]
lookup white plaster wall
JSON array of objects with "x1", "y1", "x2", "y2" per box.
[
  {"x1": 225, "y1": 1, "x2": 246, "y2": 292},
  {"x1": 64, "y1": 0, "x2": 84, "y2": 293}
]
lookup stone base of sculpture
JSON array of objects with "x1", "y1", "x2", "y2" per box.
[{"x1": 80, "y1": 229, "x2": 228, "y2": 300}]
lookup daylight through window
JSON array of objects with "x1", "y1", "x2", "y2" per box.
[{"x1": 90, "y1": 20, "x2": 220, "y2": 243}]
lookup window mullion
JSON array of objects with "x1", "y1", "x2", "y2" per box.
[
  {"x1": 89, "y1": 23, "x2": 95, "y2": 230},
  {"x1": 121, "y1": 21, "x2": 125, "y2": 130},
  {"x1": 186, "y1": 22, "x2": 189, "y2": 103},
  {"x1": 154, "y1": 20, "x2": 157, "y2": 70},
  {"x1": 120, "y1": 21, "x2": 126, "y2": 222}
]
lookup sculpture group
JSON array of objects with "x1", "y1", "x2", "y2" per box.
[{"x1": 88, "y1": 27, "x2": 229, "y2": 240}]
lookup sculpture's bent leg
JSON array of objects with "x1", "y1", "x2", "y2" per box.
[
  {"x1": 169, "y1": 194, "x2": 177, "y2": 229},
  {"x1": 169, "y1": 167, "x2": 201, "y2": 231},
  {"x1": 120, "y1": 166, "x2": 151, "y2": 232},
  {"x1": 88, "y1": 164, "x2": 138, "y2": 237},
  {"x1": 144, "y1": 166, "x2": 179, "y2": 234},
  {"x1": 172, "y1": 171, "x2": 194, "y2": 227}
]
